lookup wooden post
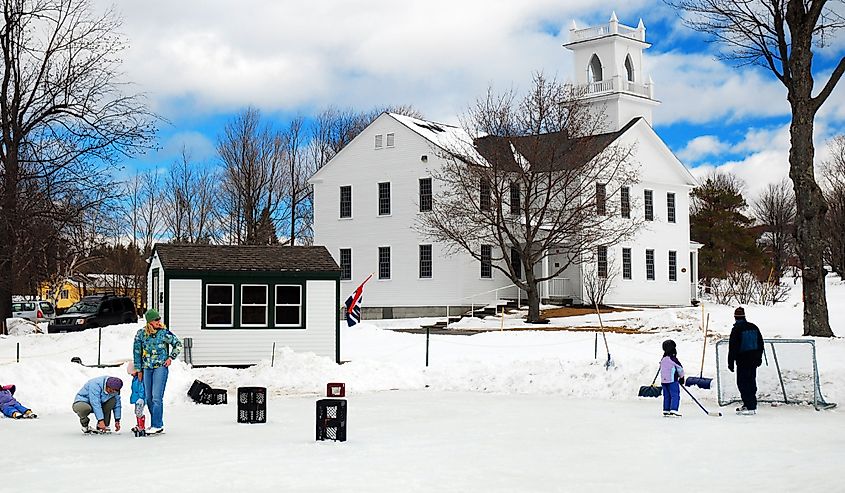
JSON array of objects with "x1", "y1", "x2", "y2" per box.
[
  {"x1": 16, "y1": 342, "x2": 20, "y2": 363},
  {"x1": 425, "y1": 326, "x2": 430, "y2": 367},
  {"x1": 97, "y1": 327, "x2": 102, "y2": 367},
  {"x1": 271, "y1": 342, "x2": 276, "y2": 367}
]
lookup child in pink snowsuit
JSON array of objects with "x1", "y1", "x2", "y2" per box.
[{"x1": 660, "y1": 340, "x2": 684, "y2": 417}]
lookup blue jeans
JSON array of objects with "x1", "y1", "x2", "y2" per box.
[
  {"x1": 662, "y1": 382, "x2": 680, "y2": 412},
  {"x1": 1, "y1": 402, "x2": 28, "y2": 417},
  {"x1": 143, "y1": 366, "x2": 169, "y2": 428}
]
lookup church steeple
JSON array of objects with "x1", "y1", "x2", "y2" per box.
[{"x1": 563, "y1": 14, "x2": 658, "y2": 132}]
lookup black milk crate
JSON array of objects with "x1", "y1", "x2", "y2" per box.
[
  {"x1": 188, "y1": 380, "x2": 212, "y2": 403},
  {"x1": 201, "y1": 388, "x2": 227, "y2": 405},
  {"x1": 316, "y1": 398, "x2": 347, "y2": 442},
  {"x1": 237, "y1": 386, "x2": 267, "y2": 423}
]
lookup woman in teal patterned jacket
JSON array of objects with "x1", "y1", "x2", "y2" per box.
[{"x1": 133, "y1": 308, "x2": 182, "y2": 434}]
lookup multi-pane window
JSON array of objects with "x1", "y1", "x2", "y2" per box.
[
  {"x1": 646, "y1": 249, "x2": 655, "y2": 280},
  {"x1": 669, "y1": 250, "x2": 677, "y2": 281},
  {"x1": 241, "y1": 285, "x2": 268, "y2": 327},
  {"x1": 339, "y1": 248, "x2": 352, "y2": 281},
  {"x1": 510, "y1": 182, "x2": 521, "y2": 215},
  {"x1": 481, "y1": 245, "x2": 492, "y2": 278},
  {"x1": 206, "y1": 284, "x2": 234, "y2": 326},
  {"x1": 340, "y1": 186, "x2": 352, "y2": 218},
  {"x1": 419, "y1": 244, "x2": 432, "y2": 278},
  {"x1": 596, "y1": 183, "x2": 607, "y2": 215},
  {"x1": 378, "y1": 182, "x2": 391, "y2": 215},
  {"x1": 622, "y1": 247, "x2": 632, "y2": 280},
  {"x1": 644, "y1": 189, "x2": 654, "y2": 221},
  {"x1": 375, "y1": 134, "x2": 383, "y2": 148},
  {"x1": 667, "y1": 192, "x2": 676, "y2": 223},
  {"x1": 386, "y1": 133, "x2": 395, "y2": 147},
  {"x1": 621, "y1": 186, "x2": 630, "y2": 219},
  {"x1": 511, "y1": 248, "x2": 522, "y2": 279},
  {"x1": 597, "y1": 246, "x2": 608, "y2": 279},
  {"x1": 378, "y1": 247, "x2": 391, "y2": 279},
  {"x1": 275, "y1": 285, "x2": 302, "y2": 327},
  {"x1": 480, "y1": 179, "x2": 491, "y2": 210},
  {"x1": 419, "y1": 178, "x2": 432, "y2": 212}
]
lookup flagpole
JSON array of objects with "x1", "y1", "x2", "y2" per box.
[{"x1": 359, "y1": 272, "x2": 374, "y2": 323}]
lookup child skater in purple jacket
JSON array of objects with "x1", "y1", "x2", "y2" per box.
[{"x1": 660, "y1": 340, "x2": 685, "y2": 417}]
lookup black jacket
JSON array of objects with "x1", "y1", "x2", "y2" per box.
[{"x1": 728, "y1": 319, "x2": 764, "y2": 367}]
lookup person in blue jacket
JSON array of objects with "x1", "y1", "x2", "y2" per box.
[
  {"x1": 134, "y1": 309, "x2": 182, "y2": 434},
  {"x1": 72, "y1": 376, "x2": 123, "y2": 433},
  {"x1": 127, "y1": 362, "x2": 146, "y2": 434}
]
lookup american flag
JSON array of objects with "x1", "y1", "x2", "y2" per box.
[{"x1": 344, "y1": 274, "x2": 372, "y2": 327}]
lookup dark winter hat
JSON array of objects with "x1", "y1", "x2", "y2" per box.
[
  {"x1": 734, "y1": 307, "x2": 746, "y2": 319},
  {"x1": 662, "y1": 339, "x2": 676, "y2": 354},
  {"x1": 106, "y1": 377, "x2": 123, "y2": 391},
  {"x1": 144, "y1": 308, "x2": 161, "y2": 323}
]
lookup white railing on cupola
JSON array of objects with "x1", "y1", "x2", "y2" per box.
[
  {"x1": 583, "y1": 75, "x2": 653, "y2": 99},
  {"x1": 569, "y1": 12, "x2": 646, "y2": 43}
]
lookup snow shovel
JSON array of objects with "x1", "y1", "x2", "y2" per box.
[
  {"x1": 685, "y1": 313, "x2": 713, "y2": 390},
  {"x1": 680, "y1": 383, "x2": 721, "y2": 417},
  {"x1": 638, "y1": 369, "x2": 662, "y2": 398},
  {"x1": 594, "y1": 302, "x2": 613, "y2": 370}
]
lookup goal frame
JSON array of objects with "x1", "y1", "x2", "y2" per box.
[{"x1": 715, "y1": 338, "x2": 836, "y2": 411}]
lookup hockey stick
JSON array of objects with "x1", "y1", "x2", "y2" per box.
[{"x1": 680, "y1": 383, "x2": 721, "y2": 417}]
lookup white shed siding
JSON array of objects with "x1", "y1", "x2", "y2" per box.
[{"x1": 170, "y1": 279, "x2": 337, "y2": 366}]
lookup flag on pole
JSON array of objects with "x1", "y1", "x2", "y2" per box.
[{"x1": 344, "y1": 274, "x2": 373, "y2": 327}]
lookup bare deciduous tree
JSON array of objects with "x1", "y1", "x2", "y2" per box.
[
  {"x1": 417, "y1": 74, "x2": 641, "y2": 323},
  {"x1": 822, "y1": 136, "x2": 845, "y2": 277},
  {"x1": 0, "y1": 0, "x2": 157, "y2": 325},
  {"x1": 668, "y1": 0, "x2": 843, "y2": 336},
  {"x1": 752, "y1": 179, "x2": 796, "y2": 278},
  {"x1": 163, "y1": 147, "x2": 217, "y2": 244}
]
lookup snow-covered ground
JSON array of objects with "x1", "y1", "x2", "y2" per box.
[{"x1": 1, "y1": 276, "x2": 844, "y2": 492}]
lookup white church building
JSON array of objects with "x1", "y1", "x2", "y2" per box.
[{"x1": 311, "y1": 14, "x2": 700, "y2": 318}]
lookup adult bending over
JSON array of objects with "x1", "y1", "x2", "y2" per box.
[
  {"x1": 73, "y1": 376, "x2": 122, "y2": 433},
  {"x1": 133, "y1": 309, "x2": 182, "y2": 434}
]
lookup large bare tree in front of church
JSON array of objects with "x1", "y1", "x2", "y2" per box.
[
  {"x1": 669, "y1": 0, "x2": 844, "y2": 336},
  {"x1": 417, "y1": 74, "x2": 641, "y2": 323}
]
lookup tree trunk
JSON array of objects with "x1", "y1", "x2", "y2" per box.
[
  {"x1": 789, "y1": 107, "x2": 833, "y2": 337},
  {"x1": 525, "y1": 272, "x2": 542, "y2": 323}
]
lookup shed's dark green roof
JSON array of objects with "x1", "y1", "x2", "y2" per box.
[{"x1": 153, "y1": 244, "x2": 340, "y2": 273}]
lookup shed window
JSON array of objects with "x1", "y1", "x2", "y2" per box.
[
  {"x1": 386, "y1": 133, "x2": 395, "y2": 147},
  {"x1": 206, "y1": 284, "x2": 234, "y2": 327},
  {"x1": 241, "y1": 285, "x2": 268, "y2": 327},
  {"x1": 275, "y1": 285, "x2": 302, "y2": 327},
  {"x1": 375, "y1": 134, "x2": 383, "y2": 148}
]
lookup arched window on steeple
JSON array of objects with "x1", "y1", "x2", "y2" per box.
[
  {"x1": 625, "y1": 55, "x2": 635, "y2": 82},
  {"x1": 588, "y1": 54, "x2": 603, "y2": 83}
]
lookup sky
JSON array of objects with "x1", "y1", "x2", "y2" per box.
[{"x1": 102, "y1": 0, "x2": 845, "y2": 199}]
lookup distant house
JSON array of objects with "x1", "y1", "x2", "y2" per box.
[
  {"x1": 310, "y1": 14, "x2": 700, "y2": 318},
  {"x1": 40, "y1": 273, "x2": 142, "y2": 312},
  {"x1": 147, "y1": 244, "x2": 341, "y2": 366}
]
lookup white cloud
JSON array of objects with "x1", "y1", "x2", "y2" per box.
[{"x1": 677, "y1": 135, "x2": 731, "y2": 163}]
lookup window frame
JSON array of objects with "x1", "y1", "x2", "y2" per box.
[
  {"x1": 644, "y1": 189, "x2": 654, "y2": 221},
  {"x1": 596, "y1": 183, "x2": 607, "y2": 216},
  {"x1": 274, "y1": 284, "x2": 303, "y2": 328},
  {"x1": 205, "y1": 284, "x2": 234, "y2": 328},
  {"x1": 386, "y1": 133, "x2": 395, "y2": 147},
  {"x1": 419, "y1": 244, "x2": 432, "y2": 279},
  {"x1": 339, "y1": 248, "x2": 352, "y2": 281},
  {"x1": 646, "y1": 249, "x2": 655, "y2": 281},
  {"x1": 511, "y1": 247, "x2": 522, "y2": 279},
  {"x1": 481, "y1": 245, "x2": 492, "y2": 279},
  {"x1": 667, "y1": 192, "x2": 676, "y2": 224},
  {"x1": 339, "y1": 185, "x2": 352, "y2": 219},
  {"x1": 510, "y1": 182, "x2": 521, "y2": 215},
  {"x1": 374, "y1": 134, "x2": 383, "y2": 149},
  {"x1": 480, "y1": 179, "x2": 491, "y2": 211},
  {"x1": 621, "y1": 186, "x2": 630, "y2": 219},
  {"x1": 378, "y1": 246, "x2": 391, "y2": 280},
  {"x1": 669, "y1": 250, "x2": 678, "y2": 282},
  {"x1": 240, "y1": 284, "x2": 268, "y2": 328},
  {"x1": 419, "y1": 177, "x2": 432, "y2": 212},
  {"x1": 622, "y1": 247, "x2": 632, "y2": 280},
  {"x1": 378, "y1": 182, "x2": 391, "y2": 216},
  {"x1": 597, "y1": 246, "x2": 608, "y2": 279}
]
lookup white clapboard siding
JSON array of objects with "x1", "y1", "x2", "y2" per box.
[{"x1": 168, "y1": 279, "x2": 337, "y2": 366}]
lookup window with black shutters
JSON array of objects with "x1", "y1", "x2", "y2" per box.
[
  {"x1": 339, "y1": 248, "x2": 351, "y2": 280},
  {"x1": 644, "y1": 189, "x2": 654, "y2": 221},
  {"x1": 419, "y1": 178, "x2": 432, "y2": 212},
  {"x1": 511, "y1": 248, "x2": 522, "y2": 279},
  {"x1": 667, "y1": 192, "x2": 676, "y2": 223},
  {"x1": 206, "y1": 284, "x2": 234, "y2": 327},
  {"x1": 622, "y1": 247, "x2": 632, "y2": 280},
  {"x1": 597, "y1": 246, "x2": 608, "y2": 278},
  {"x1": 241, "y1": 285, "x2": 268, "y2": 327},
  {"x1": 340, "y1": 186, "x2": 352, "y2": 218},
  {"x1": 379, "y1": 247, "x2": 391, "y2": 279},
  {"x1": 510, "y1": 182, "x2": 520, "y2": 214},
  {"x1": 481, "y1": 245, "x2": 492, "y2": 278},
  {"x1": 621, "y1": 186, "x2": 630, "y2": 219},
  {"x1": 275, "y1": 285, "x2": 302, "y2": 327},
  {"x1": 646, "y1": 249, "x2": 655, "y2": 280},
  {"x1": 378, "y1": 182, "x2": 391, "y2": 215},
  {"x1": 669, "y1": 250, "x2": 677, "y2": 281},
  {"x1": 419, "y1": 244, "x2": 432, "y2": 278},
  {"x1": 596, "y1": 183, "x2": 607, "y2": 215},
  {"x1": 480, "y1": 179, "x2": 491, "y2": 210}
]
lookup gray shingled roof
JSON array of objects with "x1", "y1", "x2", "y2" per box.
[{"x1": 154, "y1": 244, "x2": 340, "y2": 273}]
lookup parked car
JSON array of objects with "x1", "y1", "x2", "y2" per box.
[
  {"x1": 48, "y1": 294, "x2": 137, "y2": 333},
  {"x1": 12, "y1": 300, "x2": 56, "y2": 323}
]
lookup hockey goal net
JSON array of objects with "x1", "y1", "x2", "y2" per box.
[{"x1": 715, "y1": 339, "x2": 836, "y2": 410}]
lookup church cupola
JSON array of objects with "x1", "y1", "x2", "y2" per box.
[{"x1": 564, "y1": 12, "x2": 659, "y2": 132}]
